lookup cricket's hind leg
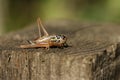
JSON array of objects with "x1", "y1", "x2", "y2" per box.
[{"x1": 20, "y1": 40, "x2": 35, "y2": 49}]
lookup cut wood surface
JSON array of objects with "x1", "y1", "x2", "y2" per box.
[{"x1": 0, "y1": 21, "x2": 120, "y2": 80}]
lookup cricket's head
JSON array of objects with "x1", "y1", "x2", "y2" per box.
[{"x1": 50, "y1": 35, "x2": 67, "y2": 44}]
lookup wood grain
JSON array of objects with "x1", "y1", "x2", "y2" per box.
[{"x1": 0, "y1": 21, "x2": 120, "y2": 80}]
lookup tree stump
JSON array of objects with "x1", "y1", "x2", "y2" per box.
[{"x1": 0, "y1": 21, "x2": 120, "y2": 80}]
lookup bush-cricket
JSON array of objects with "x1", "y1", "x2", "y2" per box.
[{"x1": 20, "y1": 18, "x2": 67, "y2": 49}]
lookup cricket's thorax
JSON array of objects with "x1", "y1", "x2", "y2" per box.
[{"x1": 50, "y1": 35, "x2": 67, "y2": 43}]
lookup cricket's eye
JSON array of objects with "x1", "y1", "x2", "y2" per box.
[{"x1": 62, "y1": 35, "x2": 66, "y2": 40}]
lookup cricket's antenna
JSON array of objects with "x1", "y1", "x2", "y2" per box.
[{"x1": 37, "y1": 18, "x2": 41, "y2": 37}]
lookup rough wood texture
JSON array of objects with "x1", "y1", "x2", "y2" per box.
[{"x1": 0, "y1": 21, "x2": 120, "y2": 80}]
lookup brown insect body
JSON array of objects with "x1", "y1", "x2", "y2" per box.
[{"x1": 20, "y1": 18, "x2": 67, "y2": 49}]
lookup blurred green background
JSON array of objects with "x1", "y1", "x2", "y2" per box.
[{"x1": 0, "y1": 0, "x2": 120, "y2": 35}]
